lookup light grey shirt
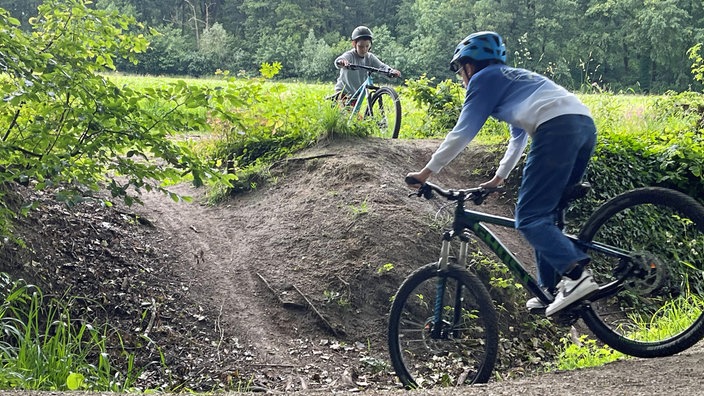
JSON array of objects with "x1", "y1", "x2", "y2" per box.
[{"x1": 334, "y1": 49, "x2": 389, "y2": 94}]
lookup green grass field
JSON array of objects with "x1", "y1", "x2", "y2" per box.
[{"x1": 103, "y1": 73, "x2": 666, "y2": 143}]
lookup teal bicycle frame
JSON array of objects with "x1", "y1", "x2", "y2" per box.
[{"x1": 346, "y1": 67, "x2": 377, "y2": 121}]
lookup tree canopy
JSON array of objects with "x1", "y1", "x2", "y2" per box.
[{"x1": 3, "y1": 0, "x2": 702, "y2": 92}]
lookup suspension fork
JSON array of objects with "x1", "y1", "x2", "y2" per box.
[{"x1": 431, "y1": 232, "x2": 469, "y2": 338}]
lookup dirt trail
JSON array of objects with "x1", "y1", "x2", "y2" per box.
[
  {"x1": 131, "y1": 137, "x2": 521, "y2": 389},
  {"x1": 139, "y1": 182, "x2": 295, "y2": 364},
  {"x1": 6, "y1": 136, "x2": 703, "y2": 394},
  {"x1": 133, "y1": 137, "x2": 704, "y2": 394}
]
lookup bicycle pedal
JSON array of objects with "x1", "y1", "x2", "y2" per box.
[
  {"x1": 527, "y1": 307, "x2": 546, "y2": 315},
  {"x1": 551, "y1": 304, "x2": 585, "y2": 326}
]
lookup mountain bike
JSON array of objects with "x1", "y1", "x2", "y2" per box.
[
  {"x1": 388, "y1": 177, "x2": 704, "y2": 388},
  {"x1": 332, "y1": 64, "x2": 401, "y2": 138}
]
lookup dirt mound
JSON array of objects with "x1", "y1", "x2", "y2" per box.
[
  {"x1": 6, "y1": 136, "x2": 700, "y2": 395},
  {"x1": 128, "y1": 136, "x2": 534, "y2": 391},
  {"x1": 3, "y1": 136, "x2": 532, "y2": 391}
]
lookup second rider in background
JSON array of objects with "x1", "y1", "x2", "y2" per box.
[{"x1": 333, "y1": 25, "x2": 401, "y2": 103}]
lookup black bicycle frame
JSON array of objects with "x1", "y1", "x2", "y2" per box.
[{"x1": 447, "y1": 201, "x2": 634, "y2": 306}]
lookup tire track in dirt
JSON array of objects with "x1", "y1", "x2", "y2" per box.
[{"x1": 136, "y1": 183, "x2": 300, "y2": 367}]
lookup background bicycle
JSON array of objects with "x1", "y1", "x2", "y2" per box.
[
  {"x1": 388, "y1": 178, "x2": 704, "y2": 388},
  {"x1": 330, "y1": 64, "x2": 402, "y2": 138}
]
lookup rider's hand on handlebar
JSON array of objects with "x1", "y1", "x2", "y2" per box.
[
  {"x1": 405, "y1": 169, "x2": 432, "y2": 188},
  {"x1": 336, "y1": 59, "x2": 350, "y2": 68},
  {"x1": 388, "y1": 68, "x2": 401, "y2": 78},
  {"x1": 480, "y1": 175, "x2": 504, "y2": 189}
]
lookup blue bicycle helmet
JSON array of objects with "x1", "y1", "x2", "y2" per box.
[{"x1": 450, "y1": 31, "x2": 506, "y2": 72}]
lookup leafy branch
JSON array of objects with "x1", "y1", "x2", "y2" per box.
[{"x1": 0, "y1": 0, "x2": 236, "y2": 237}]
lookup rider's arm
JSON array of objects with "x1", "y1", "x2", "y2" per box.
[
  {"x1": 335, "y1": 50, "x2": 354, "y2": 69},
  {"x1": 406, "y1": 168, "x2": 433, "y2": 186},
  {"x1": 424, "y1": 73, "x2": 499, "y2": 174},
  {"x1": 334, "y1": 56, "x2": 348, "y2": 69},
  {"x1": 495, "y1": 126, "x2": 528, "y2": 179},
  {"x1": 387, "y1": 68, "x2": 401, "y2": 77}
]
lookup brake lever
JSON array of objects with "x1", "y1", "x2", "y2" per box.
[
  {"x1": 470, "y1": 187, "x2": 502, "y2": 205},
  {"x1": 406, "y1": 185, "x2": 433, "y2": 199},
  {"x1": 405, "y1": 176, "x2": 433, "y2": 199},
  {"x1": 471, "y1": 191, "x2": 488, "y2": 205}
]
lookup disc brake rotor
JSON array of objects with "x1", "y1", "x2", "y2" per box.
[{"x1": 624, "y1": 252, "x2": 667, "y2": 295}]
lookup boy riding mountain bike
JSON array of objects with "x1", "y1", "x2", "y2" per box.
[
  {"x1": 333, "y1": 25, "x2": 401, "y2": 104},
  {"x1": 406, "y1": 31, "x2": 599, "y2": 317}
]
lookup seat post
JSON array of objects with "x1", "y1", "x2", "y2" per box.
[{"x1": 556, "y1": 182, "x2": 592, "y2": 230}]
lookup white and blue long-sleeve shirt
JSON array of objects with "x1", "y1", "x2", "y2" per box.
[{"x1": 426, "y1": 64, "x2": 592, "y2": 179}]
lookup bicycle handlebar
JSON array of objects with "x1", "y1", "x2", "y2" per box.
[
  {"x1": 347, "y1": 64, "x2": 399, "y2": 78},
  {"x1": 405, "y1": 176, "x2": 501, "y2": 205}
]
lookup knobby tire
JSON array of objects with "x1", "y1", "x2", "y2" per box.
[
  {"x1": 367, "y1": 87, "x2": 401, "y2": 138},
  {"x1": 388, "y1": 263, "x2": 498, "y2": 388},
  {"x1": 578, "y1": 187, "x2": 704, "y2": 357}
]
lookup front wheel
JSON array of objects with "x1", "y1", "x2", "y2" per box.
[
  {"x1": 578, "y1": 187, "x2": 704, "y2": 358},
  {"x1": 388, "y1": 263, "x2": 498, "y2": 388},
  {"x1": 367, "y1": 87, "x2": 401, "y2": 138}
]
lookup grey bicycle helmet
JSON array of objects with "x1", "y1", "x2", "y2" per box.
[
  {"x1": 351, "y1": 26, "x2": 373, "y2": 41},
  {"x1": 450, "y1": 31, "x2": 506, "y2": 72}
]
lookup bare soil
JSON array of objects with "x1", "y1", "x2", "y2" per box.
[{"x1": 2, "y1": 136, "x2": 702, "y2": 394}]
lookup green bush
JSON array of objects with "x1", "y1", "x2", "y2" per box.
[
  {"x1": 584, "y1": 92, "x2": 704, "y2": 204},
  {"x1": 206, "y1": 65, "x2": 371, "y2": 196},
  {"x1": 404, "y1": 75, "x2": 510, "y2": 141},
  {"x1": 556, "y1": 335, "x2": 623, "y2": 370},
  {"x1": 296, "y1": 29, "x2": 339, "y2": 82},
  {"x1": 404, "y1": 75, "x2": 463, "y2": 137},
  {"x1": 0, "y1": 0, "x2": 232, "y2": 239}
]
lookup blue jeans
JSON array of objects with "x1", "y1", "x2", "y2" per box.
[{"x1": 515, "y1": 114, "x2": 597, "y2": 291}]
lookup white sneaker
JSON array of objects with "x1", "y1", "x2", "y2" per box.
[
  {"x1": 526, "y1": 288, "x2": 556, "y2": 313},
  {"x1": 545, "y1": 270, "x2": 599, "y2": 316},
  {"x1": 526, "y1": 297, "x2": 547, "y2": 313},
  {"x1": 526, "y1": 297, "x2": 547, "y2": 310}
]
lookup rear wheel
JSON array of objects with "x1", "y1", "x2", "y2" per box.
[
  {"x1": 578, "y1": 187, "x2": 704, "y2": 357},
  {"x1": 367, "y1": 87, "x2": 401, "y2": 138},
  {"x1": 388, "y1": 263, "x2": 498, "y2": 388}
]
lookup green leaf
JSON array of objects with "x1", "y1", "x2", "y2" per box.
[{"x1": 66, "y1": 372, "x2": 85, "y2": 390}]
